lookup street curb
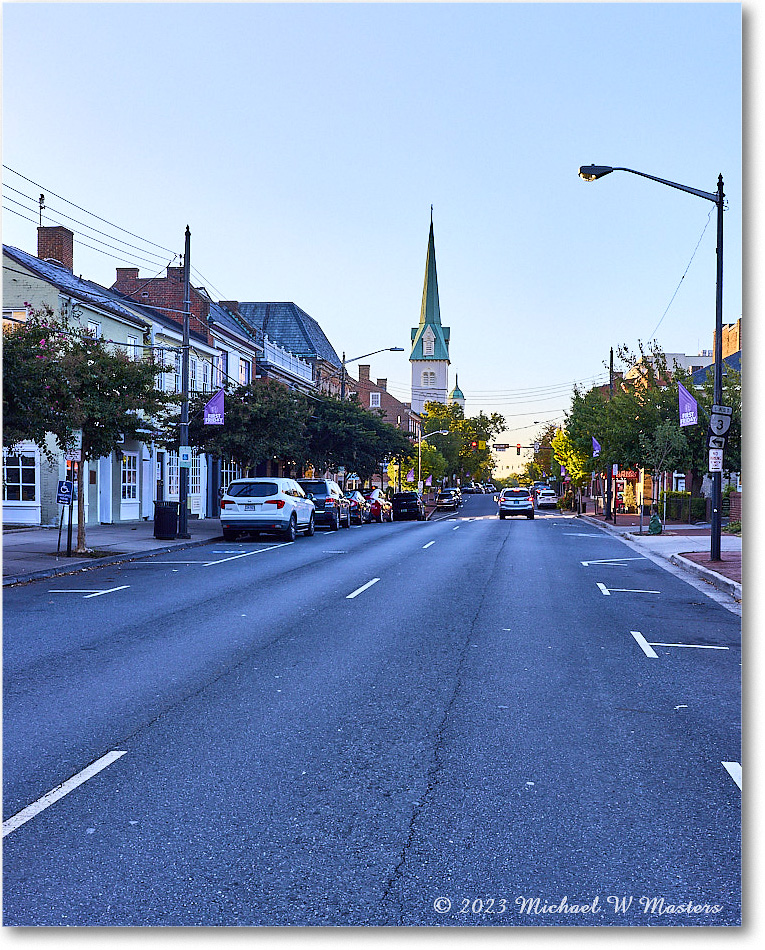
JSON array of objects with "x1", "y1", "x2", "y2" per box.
[
  {"x1": 669, "y1": 554, "x2": 742, "y2": 601},
  {"x1": 2, "y1": 535, "x2": 223, "y2": 587},
  {"x1": 577, "y1": 514, "x2": 741, "y2": 602}
]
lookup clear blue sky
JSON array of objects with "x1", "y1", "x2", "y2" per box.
[{"x1": 2, "y1": 1, "x2": 743, "y2": 449}]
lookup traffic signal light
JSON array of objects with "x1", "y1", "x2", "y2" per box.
[
  {"x1": 471, "y1": 441, "x2": 477, "y2": 450},
  {"x1": 516, "y1": 443, "x2": 521, "y2": 455}
]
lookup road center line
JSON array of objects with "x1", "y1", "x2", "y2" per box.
[
  {"x1": 722, "y1": 761, "x2": 742, "y2": 789},
  {"x1": 346, "y1": 578, "x2": 380, "y2": 599},
  {"x1": 2, "y1": 751, "x2": 127, "y2": 838},
  {"x1": 597, "y1": 583, "x2": 610, "y2": 596},
  {"x1": 422, "y1": 541, "x2": 436, "y2": 549},
  {"x1": 630, "y1": 631, "x2": 658, "y2": 658},
  {"x1": 608, "y1": 587, "x2": 661, "y2": 594}
]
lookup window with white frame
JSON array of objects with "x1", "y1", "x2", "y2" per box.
[
  {"x1": 3, "y1": 450, "x2": 37, "y2": 502},
  {"x1": 167, "y1": 452, "x2": 179, "y2": 497},
  {"x1": 217, "y1": 351, "x2": 228, "y2": 387},
  {"x1": 87, "y1": 321, "x2": 101, "y2": 339},
  {"x1": 370, "y1": 392, "x2": 381, "y2": 408},
  {"x1": 203, "y1": 360, "x2": 210, "y2": 392},
  {"x1": 191, "y1": 451, "x2": 201, "y2": 496},
  {"x1": 190, "y1": 357, "x2": 198, "y2": 393},
  {"x1": 423, "y1": 337, "x2": 434, "y2": 356},
  {"x1": 174, "y1": 352, "x2": 182, "y2": 393},
  {"x1": 121, "y1": 452, "x2": 138, "y2": 500},
  {"x1": 126, "y1": 335, "x2": 139, "y2": 360},
  {"x1": 239, "y1": 358, "x2": 251, "y2": 385},
  {"x1": 421, "y1": 370, "x2": 436, "y2": 387}
]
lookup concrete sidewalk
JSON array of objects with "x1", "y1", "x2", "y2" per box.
[
  {"x1": 2, "y1": 518, "x2": 224, "y2": 586},
  {"x1": 578, "y1": 512, "x2": 742, "y2": 602}
]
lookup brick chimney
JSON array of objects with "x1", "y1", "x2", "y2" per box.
[
  {"x1": 38, "y1": 226, "x2": 74, "y2": 270},
  {"x1": 376, "y1": 378, "x2": 387, "y2": 391},
  {"x1": 219, "y1": 301, "x2": 240, "y2": 313},
  {"x1": 358, "y1": 364, "x2": 371, "y2": 381}
]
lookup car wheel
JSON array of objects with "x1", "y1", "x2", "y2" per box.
[
  {"x1": 283, "y1": 515, "x2": 297, "y2": 542},
  {"x1": 304, "y1": 513, "x2": 315, "y2": 537},
  {"x1": 222, "y1": 528, "x2": 237, "y2": 541}
]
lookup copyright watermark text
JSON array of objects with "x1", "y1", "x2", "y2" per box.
[{"x1": 432, "y1": 895, "x2": 724, "y2": 917}]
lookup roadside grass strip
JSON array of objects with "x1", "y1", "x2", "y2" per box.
[
  {"x1": 722, "y1": 762, "x2": 742, "y2": 790},
  {"x1": 346, "y1": 578, "x2": 380, "y2": 599},
  {"x1": 3, "y1": 751, "x2": 127, "y2": 837}
]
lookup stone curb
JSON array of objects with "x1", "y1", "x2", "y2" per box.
[
  {"x1": 577, "y1": 513, "x2": 741, "y2": 601},
  {"x1": 2, "y1": 535, "x2": 223, "y2": 587},
  {"x1": 669, "y1": 554, "x2": 742, "y2": 602}
]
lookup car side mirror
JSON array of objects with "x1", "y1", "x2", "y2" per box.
[{"x1": 494, "y1": 495, "x2": 499, "y2": 502}]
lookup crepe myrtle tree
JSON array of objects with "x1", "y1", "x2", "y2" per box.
[{"x1": 3, "y1": 305, "x2": 175, "y2": 552}]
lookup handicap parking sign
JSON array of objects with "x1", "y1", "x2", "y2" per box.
[{"x1": 57, "y1": 480, "x2": 75, "y2": 505}]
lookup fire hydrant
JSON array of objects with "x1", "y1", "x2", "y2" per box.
[{"x1": 648, "y1": 513, "x2": 662, "y2": 535}]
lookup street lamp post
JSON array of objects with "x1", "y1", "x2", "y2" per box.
[
  {"x1": 579, "y1": 165, "x2": 726, "y2": 560},
  {"x1": 339, "y1": 347, "x2": 405, "y2": 399},
  {"x1": 418, "y1": 429, "x2": 449, "y2": 491}
]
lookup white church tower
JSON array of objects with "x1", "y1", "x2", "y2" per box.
[{"x1": 410, "y1": 211, "x2": 450, "y2": 414}]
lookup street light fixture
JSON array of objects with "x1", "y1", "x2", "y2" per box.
[
  {"x1": 579, "y1": 164, "x2": 726, "y2": 560},
  {"x1": 339, "y1": 347, "x2": 405, "y2": 399}
]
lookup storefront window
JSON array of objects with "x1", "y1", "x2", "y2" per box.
[
  {"x1": 121, "y1": 453, "x2": 138, "y2": 500},
  {"x1": 3, "y1": 452, "x2": 37, "y2": 502}
]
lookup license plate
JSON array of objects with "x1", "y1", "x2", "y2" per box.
[{"x1": 244, "y1": 504, "x2": 259, "y2": 511}]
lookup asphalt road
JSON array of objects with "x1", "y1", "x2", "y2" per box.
[{"x1": 2, "y1": 494, "x2": 741, "y2": 926}]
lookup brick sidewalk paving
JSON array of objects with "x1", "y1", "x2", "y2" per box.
[{"x1": 680, "y1": 551, "x2": 742, "y2": 584}]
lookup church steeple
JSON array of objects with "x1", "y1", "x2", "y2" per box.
[
  {"x1": 419, "y1": 207, "x2": 442, "y2": 327},
  {"x1": 410, "y1": 210, "x2": 451, "y2": 414}
]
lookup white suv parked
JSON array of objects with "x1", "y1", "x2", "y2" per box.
[{"x1": 220, "y1": 477, "x2": 315, "y2": 542}]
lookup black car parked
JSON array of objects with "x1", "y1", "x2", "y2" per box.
[
  {"x1": 392, "y1": 491, "x2": 427, "y2": 521},
  {"x1": 297, "y1": 478, "x2": 351, "y2": 530},
  {"x1": 344, "y1": 490, "x2": 372, "y2": 524}
]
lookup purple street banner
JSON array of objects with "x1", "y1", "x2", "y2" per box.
[
  {"x1": 203, "y1": 388, "x2": 225, "y2": 425},
  {"x1": 406, "y1": 469, "x2": 414, "y2": 482},
  {"x1": 678, "y1": 382, "x2": 698, "y2": 427},
  {"x1": 425, "y1": 475, "x2": 432, "y2": 486},
  {"x1": 592, "y1": 437, "x2": 601, "y2": 457}
]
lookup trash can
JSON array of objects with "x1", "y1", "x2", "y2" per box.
[{"x1": 154, "y1": 500, "x2": 179, "y2": 540}]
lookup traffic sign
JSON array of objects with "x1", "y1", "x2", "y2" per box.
[
  {"x1": 708, "y1": 434, "x2": 726, "y2": 450},
  {"x1": 57, "y1": 480, "x2": 75, "y2": 505},
  {"x1": 708, "y1": 449, "x2": 724, "y2": 472},
  {"x1": 709, "y1": 404, "x2": 733, "y2": 436}
]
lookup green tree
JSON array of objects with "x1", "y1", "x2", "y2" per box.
[{"x1": 4, "y1": 306, "x2": 175, "y2": 552}]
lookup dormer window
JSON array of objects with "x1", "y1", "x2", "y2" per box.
[{"x1": 422, "y1": 326, "x2": 435, "y2": 356}]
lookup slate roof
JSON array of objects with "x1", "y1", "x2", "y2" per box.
[
  {"x1": 237, "y1": 302, "x2": 341, "y2": 368},
  {"x1": 207, "y1": 301, "x2": 261, "y2": 350},
  {"x1": 690, "y1": 351, "x2": 741, "y2": 385},
  {"x1": 4, "y1": 244, "x2": 150, "y2": 329}
]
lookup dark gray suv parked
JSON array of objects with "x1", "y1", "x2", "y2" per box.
[{"x1": 296, "y1": 478, "x2": 351, "y2": 530}]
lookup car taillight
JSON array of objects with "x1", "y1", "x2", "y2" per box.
[
  {"x1": 325, "y1": 498, "x2": 335, "y2": 507},
  {"x1": 220, "y1": 499, "x2": 230, "y2": 509},
  {"x1": 265, "y1": 499, "x2": 285, "y2": 509}
]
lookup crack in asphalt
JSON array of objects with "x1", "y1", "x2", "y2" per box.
[{"x1": 377, "y1": 524, "x2": 513, "y2": 923}]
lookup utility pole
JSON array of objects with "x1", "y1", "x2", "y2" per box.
[
  {"x1": 340, "y1": 352, "x2": 346, "y2": 400},
  {"x1": 177, "y1": 225, "x2": 191, "y2": 539},
  {"x1": 605, "y1": 347, "x2": 614, "y2": 521}
]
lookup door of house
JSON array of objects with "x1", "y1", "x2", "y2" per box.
[{"x1": 156, "y1": 452, "x2": 165, "y2": 501}]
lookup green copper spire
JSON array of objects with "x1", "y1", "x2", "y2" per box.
[
  {"x1": 411, "y1": 210, "x2": 450, "y2": 362},
  {"x1": 419, "y1": 212, "x2": 441, "y2": 327}
]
